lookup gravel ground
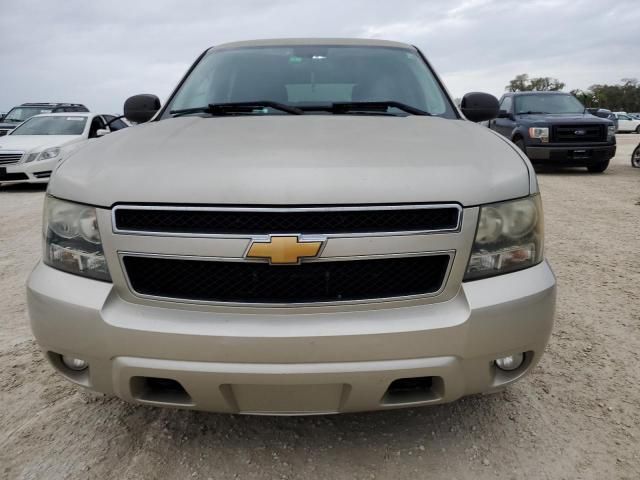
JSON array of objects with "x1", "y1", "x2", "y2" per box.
[{"x1": 1, "y1": 135, "x2": 639, "y2": 480}]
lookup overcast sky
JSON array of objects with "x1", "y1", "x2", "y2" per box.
[{"x1": 1, "y1": 0, "x2": 639, "y2": 113}]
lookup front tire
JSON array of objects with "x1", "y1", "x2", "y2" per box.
[
  {"x1": 514, "y1": 138, "x2": 526, "y2": 154},
  {"x1": 587, "y1": 160, "x2": 609, "y2": 173}
]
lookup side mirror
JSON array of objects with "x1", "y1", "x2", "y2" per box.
[
  {"x1": 96, "y1": 129, "x2": 110, "y2": 137},
  {"x1": 124, "y1": 94, "x2": 161, "y2": 124},
  {"x1": 460, "y1": 92, "x2": 500, "y2": 123}
]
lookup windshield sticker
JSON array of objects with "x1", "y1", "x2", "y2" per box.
[{"x1": 288, "y1": 56, "x2": 302, "y2": 64}]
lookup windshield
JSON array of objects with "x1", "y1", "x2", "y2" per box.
[
  {"x1": 515, "y1": 94, "x2": 585, "y2": 114},
  {"x1": 164, "y1": 45, "x2": 456, "y2": 118},
  {"x1": 11, "y1": 116, "x2": 87, "y2": 135},
  {"x1": 3, "y1": 106, "x2": 54, "y2": 123}
]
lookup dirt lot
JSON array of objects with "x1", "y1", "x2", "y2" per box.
[{"x1": 1, "y1": 135, "x2": 639, "y2": 480}]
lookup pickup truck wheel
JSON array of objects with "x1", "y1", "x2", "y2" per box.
[
  {"x1": 632, "y1": 145, "x2": 640, "y2": 168},
  {"x1": 587, "y1": 160, "x2": 609, "y2": 173}
]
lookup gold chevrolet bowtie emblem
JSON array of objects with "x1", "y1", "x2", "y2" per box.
[{"x1": 246, "y1": 236, "x2": 324, "y2": 265}]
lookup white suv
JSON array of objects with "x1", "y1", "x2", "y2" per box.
[
  {"x1": 613, "y1": 112, "x2": 640, "y2": 133},
  {"x1": 0, "y1": 112, "x2": 127, "y2": 185}
]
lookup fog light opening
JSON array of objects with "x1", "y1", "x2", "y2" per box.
[
  {"x1": 495, "y1": 353, "x2": 525, "y2": 372},
  {"x1": 61, "y1": 355, "x2": 88, "y2": 371}
]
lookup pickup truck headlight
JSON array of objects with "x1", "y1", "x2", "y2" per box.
[
  {"x1": 464, "y1": 195, "x2": 544, "y2": 281},
  {"x1": 43, "y1": 196, "x2": 111, "y2": 281},
  {"x1": 528, "y1": 127, "x2": 549, "y2": 143},
  {"x1": 607, "y1": 125, "x2": 616, "y2": 139}
]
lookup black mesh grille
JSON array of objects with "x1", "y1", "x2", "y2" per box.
[
  {"x1": 0, "y1": 171, "x2": 28, "y2": 181},
  {"x1": 123, "y1": 255, "x2": 450, "y2": 303},
  {"x1": 552, "y1": 125, "x2": 606, "y2": 143},
  {"x1": 114, "y1": 206, "x2": 460, "y2": 235}
]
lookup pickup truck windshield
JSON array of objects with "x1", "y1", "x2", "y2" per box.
[
  {"x1": 3, "y1": 106, "x2": 53, "y2": 123},
  {"x1": 11, "y1": 116, "x2": 87, "y2": 135},
  {"x1": 515, "y1": 94, "x2": 585, "y2": 115},
  {"x1": 165, "y1": 45, "x2": 456, "y2": 118}
]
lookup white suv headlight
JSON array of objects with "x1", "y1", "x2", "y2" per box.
[
  {"x1": 464, "y1": 195, "x2": 544, "y2": 281},
  {"x1": 43, "y1": 196, "x2": 111, "y2": 281},
  {"x1": 25, "y1": 147, "x2": 61, "y2": 163},
  {"x1": 38, "y1": 147, "x2": 61, "y2": 161}
]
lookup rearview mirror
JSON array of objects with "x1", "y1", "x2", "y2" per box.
[
  {"x1": 124, "y1": 94, "x2": 161, "y2": 124},
  {"x1": 460, "y1": 92, "x2": 500, "y2": 123}
]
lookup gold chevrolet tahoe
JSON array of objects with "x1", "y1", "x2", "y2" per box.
[{"x1": 27, "y1": 38, "x2": 556, "y2": 415}]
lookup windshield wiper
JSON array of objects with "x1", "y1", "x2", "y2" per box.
[
  {"x1": 300, "y1": 101, "x2": 431, "y2": 116},
  {"x1": 170, "y1": 101, "x2": 303, "y2": 117}
]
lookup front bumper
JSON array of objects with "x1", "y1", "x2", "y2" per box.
[
  {"x1": 526, "y1": 143, "x2": 616, "y2": 165},
  {"x1": 0, "y1": 158, "x2": 57, "y2": 184},
  {"x1": 27, "y1": 260, "x2": 556, "y2": 414}
]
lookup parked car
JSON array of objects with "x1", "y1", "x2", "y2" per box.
[
  {"x1": 0, "y1": 103, "x2": 89, "y2": 137},
  {"x1": 613, "y1": 112, "x2": 640, "y2": 133},
  {"x1": 0, "y1": 112, "x2": 127, "y2": 185},
  {"x1": 628, "y1": 113, "x2": 640, "y2": 120},
  {"x1": 587, "y1": 108, "x2": 618, "y2": 130},
  {"x1": 27, "y1": 38, "x2": 556, "y2": 415},
  {"x1": 488, "y1": 92, "x2": 615, "y2": 172}
]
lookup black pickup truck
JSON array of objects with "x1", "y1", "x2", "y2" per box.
[{"x1": 487, "y1": 91, "x2": 616, "y2": 173}]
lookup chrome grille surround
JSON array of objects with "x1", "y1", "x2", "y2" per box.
[
  {"x1": 111, "y1": 204, "x2": 463, "y2": 238},
  {"x1": 102, "y1": 203, "x2": 475, "y2": 309}
]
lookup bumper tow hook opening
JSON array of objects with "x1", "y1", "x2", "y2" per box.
[
  {"x1": 382, "y1": 376, "x2": 443, "y2": 405},
  {"x1": 130, "y1": 376, "x2": 193, "y2": 406}
]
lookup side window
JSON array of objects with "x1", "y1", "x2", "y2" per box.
[
  {"x1": 499, "y1": 96, "x2": 512, "y2": 113},
  {"x1": 88, "y1": 116, "x2": 106, "y2": 138},
  {"x1": 103, "y1": 115, "x2": 128, "y2": 131}
]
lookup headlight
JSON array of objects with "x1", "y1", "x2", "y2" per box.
[
  {"x1": 25, "y1": 147, "x2": 61, "y2": 163},
  {"x1": 607, "y1": 125, "x2": 616, "y2": 138},
  {"x1": 38, "y1": 147, "x2": 61, "y2": 161},
  {"x1": 43, "y1": 196, "x2": 111, "y2": 281},
  {"x1": 528, "y1": 127, "x2": 549, "y2": 143},
  {"x1": 465, "y1": 195, "x2": 544, "y2": 281}
]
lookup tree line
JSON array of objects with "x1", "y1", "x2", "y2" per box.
[{"x1": 506, "y1": 74, "x2": 640, "y2": 112}]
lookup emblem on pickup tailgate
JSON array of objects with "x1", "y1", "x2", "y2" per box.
[{"x1": 246, "y1": 235, "x2": 324, "y2": 265}]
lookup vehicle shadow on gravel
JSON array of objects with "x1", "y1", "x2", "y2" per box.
[
  {"x1": 0, "y1": 183, "x2": 47, "y2": 192},
  {"x1": 87, "y1": 389, "x2": 519, "y2": 454},
  {"x1": 534, "y1": 167, "x2": 595, "y2": 176}
]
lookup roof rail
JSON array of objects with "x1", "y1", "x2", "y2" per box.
[{"x1": 20, "y1": 102, "x2": 87, "y2": 107}]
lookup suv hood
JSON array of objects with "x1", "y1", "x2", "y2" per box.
[
  {"x1": 0, "y1": 135, "x2": 82, "y2": 152},
  {"x1": 51, "y1": 116, "x2": 531, "y2": 207}
]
